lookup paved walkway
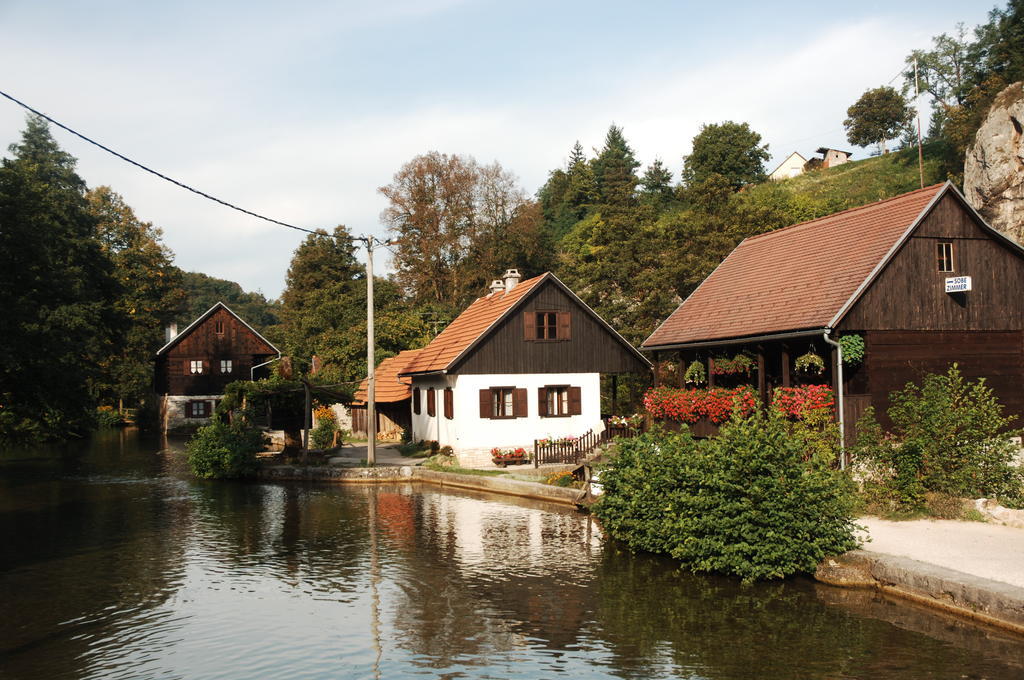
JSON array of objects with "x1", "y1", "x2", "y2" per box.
[
  {"x1": 858, "y1": 517, "x2": 1024, "y2": 588},
  {"x1": 328, "y1": 442, "x2": 420, "y2": 466}
]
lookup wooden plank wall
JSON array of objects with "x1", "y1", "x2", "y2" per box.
[
  {"x1": 455, "y1": 281, "x2": 649, "y2": 375},
  {"x1": 864, "y1": 330, "x2": 1024, "y2": 428},
  {"x1": 157, "y1": 308, "x2": 277, "y2": 396}
]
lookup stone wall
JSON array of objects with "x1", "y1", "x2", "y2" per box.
[{"x1": 160, "y1": 394, "x2": 220, "y2": 434}]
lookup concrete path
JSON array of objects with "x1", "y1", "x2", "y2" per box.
[
  {"x1": 327, "y1": 442, "x2": 424, "y2": 466},
  {"x1": 858, "y1": 517, "x2": 1024, "y2": 588}
]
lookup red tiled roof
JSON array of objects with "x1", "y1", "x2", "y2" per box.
[
  {"x1": 643, "y1": 184, "x2": 948, "y2": 348},
  {"x1": 399, "y1": 274, "x2": 547, "y2": 375},
  {"x1": 353, "y1": 349, "x2": 423, "y2": 404}
]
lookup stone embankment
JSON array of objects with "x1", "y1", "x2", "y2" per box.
[
  {"x1": 258, "y1": 464, "x2": 585, "y2": 505},
  {"x1": 816, "y1": 550, "x2": 1024, "y2": 636}
]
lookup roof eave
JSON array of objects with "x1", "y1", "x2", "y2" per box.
[{"x1": 642, "y1": 327, "x2": 829, "y2": 352}]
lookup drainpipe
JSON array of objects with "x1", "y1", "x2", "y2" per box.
[
  {"x1": 822, "y1": 330, "x2": 845, "y2": 469},
  {"x1": 251, "y1": 352, "x2": 282, "y2": 381}
]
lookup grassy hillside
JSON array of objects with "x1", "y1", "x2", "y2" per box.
[{"x1": 741, "y1": 142, "x2": 955, "y2": 224}]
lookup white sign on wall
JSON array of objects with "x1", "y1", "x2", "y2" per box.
[{"x1": 945, "y1": 276, "x2": 972, "y2": 293}]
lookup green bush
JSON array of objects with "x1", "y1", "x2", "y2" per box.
[
  {"x1": 595, "y1": 413, "x2": 860, "y2": 582},
  {"x1": 853, "y1": 365, "x2": 1024, "y2": 507},
  {"x1": 310, "y1": 419, "x2": 338, "y2": 449},
  {"x1": 186, "y1": 418, "x2": 266, "y2": 479},
  {"x1": 94, "y1": 406, "x2": 122, "y2": 428}
]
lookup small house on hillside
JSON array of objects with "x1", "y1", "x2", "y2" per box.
[
  {"x1": 769, "y1": 151, "x2": 808, "y2": 181},
  {"x1": 642, "y1": 182, "x2": 1024, "y2": 443},
  {"x1": 350, "y1": 349, "x2": 422, "y2": 440},
  {"x1": 399, "y1": 269, "x2": 651, "y2": 467},
  {"x1": 155, "y1": 302, "x2": 279, "y2": 432},
  {"x1": 816, "y1": 147, "x2": 853, "y2": 168}
]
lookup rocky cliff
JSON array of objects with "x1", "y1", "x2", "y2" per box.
[{"x1": 964, "y1": 81, "x2": 1024, "y2": 242}]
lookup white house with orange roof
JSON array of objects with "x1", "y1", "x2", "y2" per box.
[{"x1": 399, "y1": 269, "x2": 650, "y2": 467}]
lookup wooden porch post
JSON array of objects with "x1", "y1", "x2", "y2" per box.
[
  {"x1": 678, "y1": 351, "x2": 685, "y2": 388},
  {"x1": 757, "y1": 349, "x2": 766, "y2": 404},
  {"x1": 707, "y1": 356, "x2": 715, "y2": 388},
  {"x1": 611, "y1": 374, "x2": 618, "y2": 415},
  {"x1": 653, "y1": 351, "x2": 661, "y2": 387},
  {"x1": 781, "y1": 345, "x2": 790, "y2": 388}
]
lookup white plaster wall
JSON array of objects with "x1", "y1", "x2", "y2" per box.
[
  {"x1": 769, "y1": 153, "x2": 805, "y2": 181},
  {"x1": 411, "y1": 373, "x2": 603, "y2": 467}
]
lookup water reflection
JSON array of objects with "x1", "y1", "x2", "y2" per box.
[{"x1": 2, "y1": 430, "x2": 1023, "y2": 679}]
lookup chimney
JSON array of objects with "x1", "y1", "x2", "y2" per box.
[
  {"x1": 488, "y1": 279, "x2": 505, "y2": 295},
  {"x1": 165, "y1": 323, "x2": 178, "y2": 343},
  {"x1": 503, "y1": 268, "x2": 521, "y2": 292}
]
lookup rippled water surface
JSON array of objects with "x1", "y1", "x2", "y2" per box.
[{"x1": 3, "y1": 429, "x2": 1024, "y2": 679}]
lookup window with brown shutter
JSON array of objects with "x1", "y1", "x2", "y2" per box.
[
  {"x1": 537, "y1": 387, "x2": 548, "y2": 417},
  {"x1": 525, "y1": 310, "x2": 571, "y2": 341},
  {"x1": 444, "y1": 387, "x2": 453, "y2": 419},
  {"x1": 557, "y1": 312, "x2": 571, "y2": 340},
  {"x1": 568, "y1": 386, "x2": 582, "y2": 415},
  {"x1": 427, "y1": 389, "x2": 436, "y2": 417},
  {"x1": 541, "y1": 385, "x2": 570, "y2": 417},
  {"x1": 479, "y1": 387, "x2": 526, "y2": 419},
  {"x1": 413, "y1": 388, "x2": 421, "y2": 414}
]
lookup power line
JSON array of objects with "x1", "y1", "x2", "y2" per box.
[{"x1": 0, "y1": 88, "x2": 321, "y2": 236}]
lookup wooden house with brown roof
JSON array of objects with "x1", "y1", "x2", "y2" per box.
[
  {"x1": 642, "y1": 182, "x2": 1024, "y2": 442},
  {"x1": 350, "y1": 349, "x2": 422, "y2": 440},
  {"x1": 155, "y1": 302, "x2": 279, "y2": 432},
  {"x1": 399, "y1": 269, "x2": 650, "y2": 467}
]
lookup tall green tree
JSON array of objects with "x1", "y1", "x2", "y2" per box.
[
  {"x1": 176, "y1": 271, "x2": 280, "y2": 331},
  {"x1": 683, "y1": 121, "x2": 769, "y2": 189},
  {"x1": 279, "y1": 226, "x2": 429, "y2": 382},
  {"x1": 0, "y1": 116, "x2": 121, "y2": 441},
  {"x1": 87, "y1": 186, "x2": 185, "y2": 408},
  {"x1": 380, "y1": 152, "x2": 547, "y2": 310},
  {"x1": 591, "y1": 125, "x2": 640, "y2": 207},
  {"x1": 639, "y1": 158, "x2": 674, "y2": 208},
  {"x1": 844, "y1": 86, "x2": 915, "y2": 154},
  {"x1": 538, "y1": 141, "x2": 597, "y2": 241}
]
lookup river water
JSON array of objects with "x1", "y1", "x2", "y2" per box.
[{"x1": 2, "y1": 429, "x2": 1023, "y2": 679}]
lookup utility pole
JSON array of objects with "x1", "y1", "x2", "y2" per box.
[
  {"x1": 914, "y1": 56, "x2": 925, "y2": 189},
  {"x1": 365, "y1": 237, "x2": 377, "y2": 466}
]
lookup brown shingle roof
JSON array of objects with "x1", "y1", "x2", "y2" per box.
[
  {"x1": 643, "y1": 184, "x2": 947, "y2": 348},
  {"x1": 353, "y1": 349, "x2": 423, "y2": 404},
  {"x1": 400, "y1": 274, "x2": 547, "y2": 375}
]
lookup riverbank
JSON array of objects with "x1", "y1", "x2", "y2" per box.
[{"x1": 257, "y1": 460, "x2": 1024, "y2": 637}]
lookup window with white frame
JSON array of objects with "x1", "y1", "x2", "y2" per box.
[
  {"x1": 189, "y1": 360, "x2": 204, "y2": 374},
  {"x1": 220, "y1": 360, "x2": 233, "y2": 374}
]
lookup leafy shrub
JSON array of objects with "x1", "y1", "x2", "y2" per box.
[
  {"x1": 310, "y1": 418, "x2": 338, "y2": 449},
  {"x1": 852, "y1": 365, "x2": 1024, "y2": 506},
  {"x1": 186, "y1": 418, "x2": 266, "y2": 479},
  {"x1": 94, "y1": 406, "x2": 122, "y2": 428},
  {"x1": 545, "y1": 470, "x2": 578, "y2": 487},
  {"x1": 595, "y1": 412, "x2": 859, "y2": 582}
]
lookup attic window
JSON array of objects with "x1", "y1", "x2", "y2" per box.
[
  {"x1": 524, "y1": 311, "x2": 571, "y2": 341},
  {"x1": 937, "y1": 242, "x2": 954, "y2": 272},
  {"x1": 215, "y1": 320, "x2": 224, "y2": 334}
]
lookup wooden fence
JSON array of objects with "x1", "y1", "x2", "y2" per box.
[{"x1": 533, "y1": 419, "x2": 643, "y2": 466}]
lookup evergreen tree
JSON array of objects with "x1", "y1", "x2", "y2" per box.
[
  {"x1": 87, "y1": 186, "x2": 186, "y2": 408},
  {"x1": 639, "y1": 158, "x2": 674, "y2": 208},
  {"x1": 0, "y1": 116, "x2": 121, "y2": 441},
  {"x1": 591, "y1": 124, "x2": 640, "y2": 207}
]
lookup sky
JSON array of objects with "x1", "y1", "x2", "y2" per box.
[{"x1": 0, "y1": 0, "x2": 996, "y2": 299}]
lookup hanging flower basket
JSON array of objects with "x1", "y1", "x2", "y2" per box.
[
  {"x1": 683, "y1": 360, "x2": 707, "y2": 386},
  {"x1": 710, "y1": 353, "x2": 756, "y2": 376},
  {"x1": 794, "y1": 352, "x2": 825, "y2": 375}
]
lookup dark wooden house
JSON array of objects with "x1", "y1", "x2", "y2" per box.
[
  {"x1": 155, "y1": 302, "x2": 279, "y2": 431},
  {"x1": 642, "y1": 182, "x2": 1024, "y2": 443}
]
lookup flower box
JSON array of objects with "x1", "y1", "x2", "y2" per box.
[{"x1": 491, "y1": 447, "x2": 529, "y2": 468}]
